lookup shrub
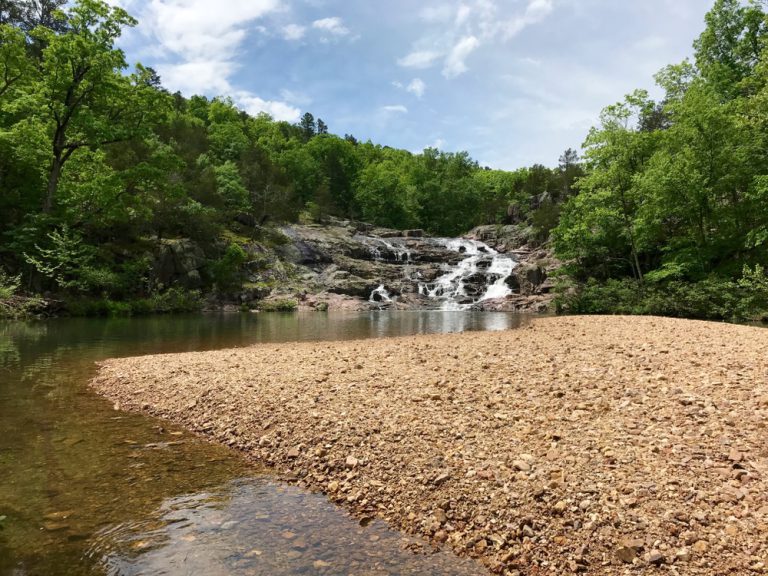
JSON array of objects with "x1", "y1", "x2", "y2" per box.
[
  {"x1": 210, "y1": 243, "x2": 248, "y2": 293},
  {"x1": 555, "y1": 272, "x2": 767, "y2": 322},
  {"x1": 259, "y1": 299, "x2": 298, "y2": 312},
  {"x1": 0, "y1": 268, "x2": 46, "y2": 319}
]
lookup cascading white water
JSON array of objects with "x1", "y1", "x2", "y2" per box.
[
  {"x1": 421, "y1": 239, "x2": 518, "y2": 310},
  {"x1": 369, "y1": 284, "x2": 393, "y2": 305},
  {"x1": 355, "y1": 236, "x2": 411, "y2": 263},
  {"x1": 379, "y1": 238, "x2": 411, "y2": 263},
  {"x1": 359, "y1": 234, "x2": 517, "y2": 310}
]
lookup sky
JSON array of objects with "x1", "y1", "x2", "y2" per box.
[{"x1": 111, "y1": 0, "x2": 716, "y2": 170}]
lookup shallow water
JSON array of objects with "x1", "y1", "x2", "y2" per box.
[{"x1": 0, "y1": 311, "x2": 530, "y2": 575}]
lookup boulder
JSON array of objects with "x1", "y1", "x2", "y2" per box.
[{"x1": 154, "y1": 239, "x2": 206, "y2": 289}]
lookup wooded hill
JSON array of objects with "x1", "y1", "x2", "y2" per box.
[{"x1": 1, "y1": 0, "x2": 768, "y2": 321}]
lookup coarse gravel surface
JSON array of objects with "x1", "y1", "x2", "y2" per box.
[{"x1": 91, "y1": 316, "x2": 768, "y2": 575}]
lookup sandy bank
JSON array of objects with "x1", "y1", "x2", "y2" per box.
[{"x1": 91, "y1": 316, "x2": 768, "y2": 575}]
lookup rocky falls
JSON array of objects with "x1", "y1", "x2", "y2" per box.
[{"x1": 269, "y1": 220, "x2": 557, "y2": 312}]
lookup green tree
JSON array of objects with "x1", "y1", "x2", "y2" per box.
[
  {"x1": 21, "y1": 0, "x2": 161, "y2": 213},
  {"x1": 694, "y1": 0, "x2": 767, "y2": 99},
  {"x1": 299, "y1": 111, "x2": 315, "y2": 141},
  {"x1": 555, "y1": 91, "x2": 659, "y2": 280}
]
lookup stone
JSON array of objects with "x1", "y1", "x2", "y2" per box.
[
  {"x1": 681, "y1": 530, "x2": 698, "y2": 545},
  {"x1": 434, "y1": 472, "x2": 451, "y2": 486},
  {"x1": 692, "y1": 540, "x2": 709, "y2": 555},
  {"x1": 552, "y1": 500, "x2": 568, "y2": 515},
  {"x1": 345, "y1": 455, "x2": 359, "y2": 468},
  {"x1": 616, "y1": 538, "x2": 645, "y2": 563},
  {"x1": 287, "y1": 447, "x2": 300, "y2": 458},
  {"x1": 645, "y1": 550, "x2": 666, "y2": 565},
  {"x1": 675, "y1": 548, "x2": 691, "y2": 562},
  {"x1": 615, "y1": 546, "x2": 637, "y2": 564},
  {"x1": 512, "y1": 460, "x2": 531, "y2": 472}
]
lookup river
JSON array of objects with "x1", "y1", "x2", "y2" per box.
[{"x1": 0, "y1": 311, "x2": 530, "y2": 575}]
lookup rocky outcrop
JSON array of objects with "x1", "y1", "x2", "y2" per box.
[
  {"x1": 260, "y1": 219, "x2": 560, "y2": 312},
  {"x1": 465, "y1": 224, "x2": 560, "y2": 312},
  {"x1": 154, "y1": 239, "x2": 206, "y2": 289},
  {"x1": 152, "y1": 219, "x2": 560, "y2": 312}
]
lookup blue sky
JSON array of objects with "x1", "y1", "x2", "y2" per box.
[{"x1": 112, "y1": 0, "x2": 715, "y2": 169}]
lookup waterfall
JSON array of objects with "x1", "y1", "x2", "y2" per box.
[
  {"x1": 358, "y1": 233, "x2": 518, "y2": 310},
  {"x1": 369, "y1": 285, "x2": 394, "y2": 305},
  {"x1": 355, "y1": 236, "x2": 411, "y2": 263},
  {"x1": 420, "y1": 239, "x2": 518, "y2": 310}
]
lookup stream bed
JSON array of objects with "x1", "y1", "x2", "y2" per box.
[{"x1": 0, "y1": 311, "x2": 530, "y2": 575}]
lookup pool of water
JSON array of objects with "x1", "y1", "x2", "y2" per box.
[{"x1": 0, "y1": 311, "x2": 531, "y2": 575}]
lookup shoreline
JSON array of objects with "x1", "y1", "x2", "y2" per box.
[{"x1": 91, "y1": 316, "x2": 768, "y2": 575}]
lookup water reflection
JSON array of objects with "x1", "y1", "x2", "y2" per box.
[
  {"x1": 1, "y1": 311, "x2": 529, "y2": 575},
  {"x1": 93, "y1": 478, "x2": 480, "y2": 576}
]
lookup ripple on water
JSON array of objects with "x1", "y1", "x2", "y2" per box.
[
  {"x1": 90, "y1": 478, "x2": 482, "y2": 576},
  {"x1": 1, "y1": 312, "x2": 525, "y2": 575}
]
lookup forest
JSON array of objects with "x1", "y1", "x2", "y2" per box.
[{"x1": 1, "y1": 0, "x2": 768, "y2": 320}]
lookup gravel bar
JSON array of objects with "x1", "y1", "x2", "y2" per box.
[{"x1": 91, "y1": 316, "x2": 768, "y2": 575}]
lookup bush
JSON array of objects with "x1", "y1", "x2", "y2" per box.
[
  {"x1": 62, "y1": 288, "x2": 203, "y2": 317},
  {"x1": 259, "y1": 299, "x2": 298, "y2": 312},
  {"x1": 0, "y1": 269, "x2": 21, "y2": 301},
  {"x1": 210, "y1": 243, "x2": 248, "y2": 293},
  {"x1": 149, "y1": 288, "x2": 203, "y2": 314},
  {"x1": 555, "y1": 271, "x2": 768, "y2": 322},
  {"x1": 0, "y1": 268, "x2": 46, "y2": 319}
]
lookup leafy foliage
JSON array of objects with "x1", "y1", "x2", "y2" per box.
[
  {"x1": 8, "y1": 0, "x2": 766, "y2": 322},
  {"x1": 554, "y1": 0, "x2": 768, "y2": 320},
  {"x1": 0, "y1": 0, "x2": 575, "y2": 316}
]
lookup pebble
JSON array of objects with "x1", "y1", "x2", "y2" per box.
[
  {"x1": 645, "y1": 550, "x2": 666, "y2": 565},
  {"x1": 512, "y1": 460, "x2": 531, "y2": 472},
  {"x1": 93, "y1": 316, "x2": 768, "y2": 575},
  {"x1": 552, "y1": 501, "x2": 567, "y2": 515},
  {"x1": 692, "y1": 540, "x2": 709, "y2": 554}
]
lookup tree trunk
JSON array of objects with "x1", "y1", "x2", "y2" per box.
[{"x1": 43, "y1": 153, "x2": 63, "y2": 213}]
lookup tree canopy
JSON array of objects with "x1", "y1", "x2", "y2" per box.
[{"x1": 0, "y1": 0, "x2": 571, "y2": 308}]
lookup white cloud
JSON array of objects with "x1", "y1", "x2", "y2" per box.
[
  {"x1": 407, "y1": 78, "x2": 426, "y2": 98},
  {"x1": 312, "y1": 16, "x2": 350, "y2": 36},
  {"x1": 526, "y1": 0, "x2": 553, "y2": 20},
  {"x1": 141, "y1": 0, "x2": 280, "y2": 61},
  {"x1": 398, "y1": 50, "x2": 442, "y2": 69},
  {"x1": 282, "y1": 23, "x2": 306, "y2": 40},
  {"x1": 398, "y1": 0, "x2": 557, "y2": 78},
  {"x1": 443, "y1": 35, "x2": 480, "y2": 78},
  {"x1": 456, "y1": 4, "x2": 472, "y2": 26},
  {"x1": 503, "y1": 0, "x2": 554, "y2": 39},
  {"x1": 381, "y1": 105, "x2": 408, "y2": 113},
  {"x1": 280, "y1": 88, "x2": 313, "y2": 106},
  {"x1": 159, "y1": 60, "x2": 235, "y2": 94},
  {"x1": 420, "y1": 5, "x2": 455, "y2": 23},
  {"x1": 235, "y1": 92, "x2": 302, "y2": 122},
  {"x1": 127, "y1": 0, "x2": 300, "y2": 122},
  {"x1": 130, "y1": 0, "x2": 282, "y2": 94}
]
